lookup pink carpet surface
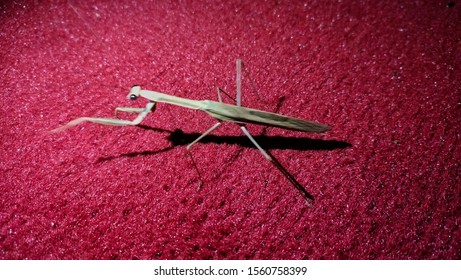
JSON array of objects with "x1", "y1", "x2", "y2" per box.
[{"x1": 1, "y1": 0, "x2": 459, "y2": 259}]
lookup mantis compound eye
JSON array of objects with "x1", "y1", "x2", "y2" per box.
[{"x1": 128, "y1": 85, "x2": 141, "y2": 100}]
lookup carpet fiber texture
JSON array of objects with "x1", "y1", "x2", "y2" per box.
[{"x1": 1, "y1": 0, "x2": 459, "y2": 259}]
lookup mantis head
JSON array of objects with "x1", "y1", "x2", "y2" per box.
[{"x1": 128, "y1": 85, "x2": 141, "y2": 100}]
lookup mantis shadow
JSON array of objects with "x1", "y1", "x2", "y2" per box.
[
  {"x1": 166, "y1": 129, "x2": 351, "y2": 204},
  {"x1": 97, "y1": 127, "x2": 351, "y2": 162},
  {"x1": 97, "y1": 127, "x2": 351, "y2": 204},
  {"x1": 96, "y1": 125, "x2": 175, "y2": 162},
  {"x1": 167, "y1": 129, "x2": 352, "y2": 151}
]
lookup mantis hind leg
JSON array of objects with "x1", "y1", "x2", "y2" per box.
[
  {"x1": 240, "y1": 125, "x2": 314, "y2": 207},
  {"x1": 216, "y1": 87, "x2": 236, "y2": 104},
  {"x1": 216, "y1": 59, "x2": 252, "y2": 107},
  {"x1": 236, "y1": 59, "x2": 242, "y2": 107},
  {"x1": 214, "y1": 59, "x2": 243, "y2": 106},
  {"x1": 186, "y1": 122, "x2": 222, "y2": 189},
  {"x1": 235, "y1": 59, "x2": 263, "y2": 107}
]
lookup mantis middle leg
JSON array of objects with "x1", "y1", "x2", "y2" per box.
[{"x1": 186, "y1": 122, "x2": 222, "y2": 189}]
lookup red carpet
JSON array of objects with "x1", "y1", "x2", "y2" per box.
[{"x1": 1, "y1": 0, "x2": 459, "y2": 259}]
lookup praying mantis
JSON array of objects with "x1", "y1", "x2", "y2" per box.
[{"x1": 52, "y1": 59, "x2": 331, "y2": 206}]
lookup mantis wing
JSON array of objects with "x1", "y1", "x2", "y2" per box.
[{"x1": 202, "y1": 101, "x2": 331, "y2": 133}]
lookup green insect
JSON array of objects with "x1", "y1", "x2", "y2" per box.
[{"x1": 53, "y1": 60, "x2": 331, "y2": 206}]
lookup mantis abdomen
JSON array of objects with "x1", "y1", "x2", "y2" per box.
[{"x1": 201, "y1": 100, "x2": 331, "y2": 133}]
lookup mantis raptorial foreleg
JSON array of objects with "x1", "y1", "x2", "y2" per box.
[
  {"x1": 114, "y1": 107, "x2": 147, "y2": 116},
  {"x1": 51, "y1": 102, "x2": 156, "y2": 133}
]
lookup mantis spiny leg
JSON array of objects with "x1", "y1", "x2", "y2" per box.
[
  {"x1": 186, "y1": 122, "x2": 222, "y2": 189},
  {"x1": 240, "y1": 125, "x2": 313, "y2": 207},
  {"x1": 50, "y1": 102, "x2": 156, "y2": 133},
  {"x1": 236, "y1": 59, "x2": 242, "y2": 107},
  {"x1": 114, "y1": 107, "x2": 147, "y2": 117},
  {"x1": 217, "y1": 87, "x2": 236, "y2": 103}
]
